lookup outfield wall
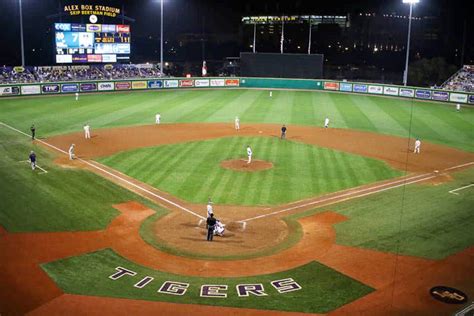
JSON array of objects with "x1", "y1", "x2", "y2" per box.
[{"x1": 0, "y1": 77, "x2": 473, "y2": 105}]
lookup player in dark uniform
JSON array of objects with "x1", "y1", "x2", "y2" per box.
[
  {"x1": 29, "y1": 151, "x2": 36, "y2": 170},
  {"x1": 206, "y1": 213, "x2": 217, "y2": 241},
  {"x1": 281, "y1": 125, "x2": 287, "y2": 140},
  {"x1": 30, "y1": 124, "x2": 36, "y2": 140}
]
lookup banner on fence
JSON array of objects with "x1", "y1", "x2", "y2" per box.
[
  {"x1": 225, "y1": 79, "x2": 240, "y2": 87},
  {"x1": 324, "y1": 82, "x2": 339, "y2": 90},
  {"x1": 80, "y1": 83, "x2": 97, "y2": 92},
  {"x1": 449, "y1": 93, "x2": 468, "y2": 103},
  {"x1": 210, "y1": 79, "x2": 225, "y2": 87},
  {"x1": 353, "y1": 84, "x2": 368, "y2": 93},
  {"x1": 132, "y1": 81, "x2": 147, "y2": 89},
  {"x1": 195, "y1": 79, "x2": 210, "y2": 87},
  {"x1": 61, "y1": 83, "x2": 79, "y2": 93},
  {"x1": 180, "y1": 79, "x2": 194, "y2": 87},
  {"x1": 21, "y1": 85, "x2": 41, "y2": 95},
  {"x1": 368, "y1": 85, "x2": 383, "y2": 94},
  {"x1": 98, "y1": 82, "x2": 115, "y2": 91},
  {"x1": 383, "y1": 86, "x2": 399, "y2": 96},
  {"x1": 147, "y1": 80, "x2": 163, "y2": 89},
  {"x1": 339, "y1": 83, "x2": 352, "y2": 92},
  {"x1": 415, "y1": 89, "x2": 431, "y2": 99},
  {"x1": 431, "y1": 91, "x2": 449, "y2": 101},
  {"x1": 42, "y1": 84, "x2": 60, "y2": 94},
  {"x1": 115, "y1": 82, "x2": 131, "y2": 90},
  {"x1": 164, "y1": 80, "x2": 179, "y2": 88},
  {"x1": 0, "y1": 86, "x2": 20, "y2": 96},
  {"x1": 399, "y1": 88, "x2": 415, "y2": 97}
]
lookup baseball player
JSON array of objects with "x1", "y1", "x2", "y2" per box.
[
  {"x1": 68, "y1": 144, "x2": 75, "y2": 160},
  {"x1": 155, "y1": 113, "x2": 161, "y2": 124},
  {"x1": 30, "y1": 124, "x2": 36, "y2": 140},
  {"x1": 456, "y1": 103, "x2": 461, "y2": 112},
  {"x1": 281, "y1": 125, "x2": 287, "y2": 140},
  {"x1": 324, "y1": 117, "x2": 330, "y2": 128},
  {"x1": 75, "y1": 92, "x2": 79, "y2": 101},
  {"x1": 414, "y1": 139, "x2": 421, "y2": 154},
  {"x1": 214, "y1": 219, "x2": 225, "y2": 236},
  {"x1": 269, "y1": 91, "x2": 273, "y2": 97},
  {"x1": 246, "y1": 145, "x2": 252, "y2": 164},
  {"x1": 235, "y1": 116, "x2": 240, "y2": 131},
  {"x1": 29, "y1": 151, "x2": 36, "y2": 170},
  {"x1": 83, "y1": 123, "x2": 91, "y2": 139},
  {"x1": 206, "y1": 200, "x2": 214, "y2": 218}
]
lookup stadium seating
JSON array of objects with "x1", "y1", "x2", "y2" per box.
[
  {"x1": 441, "y1": 65, "x2": 474, "y2": 92},
  {"x1": 0, "y1": 64, "x2": 163, "y2": 84}
]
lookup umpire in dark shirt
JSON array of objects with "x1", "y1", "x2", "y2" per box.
[
  {"x1": 281, "y1": 125, "x2": 287, "y2": 140},
  {"x1": 206, "y1": 213, "x2": 217, "y2": 241}
]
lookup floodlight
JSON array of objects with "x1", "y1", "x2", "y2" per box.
[{"x1": 402, "y1": 0, "x2": 420, "y2": 3}]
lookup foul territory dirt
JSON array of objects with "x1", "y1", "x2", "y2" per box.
[{"x1": 1, "y1": 123, "x2": 473, "y2": 315}]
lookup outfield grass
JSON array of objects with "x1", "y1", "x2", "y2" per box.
[
  {"x1": 42, "y1": 248, "x2": 373, "y2": 313},
  {"x1": 98, "y1": 136, "x2": 402, "y2": 205},
  {"x1": 0, "y1": 126, "x2": 167, "y2": 232},
  {"x1": 292, "y1": 168, "x2": 474, "y2": 259},
  {"x1": 0, "y1": 89, "x2": 472, "y2": 152}
]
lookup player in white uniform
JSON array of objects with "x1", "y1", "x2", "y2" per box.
[
  {"x1": 269, "y1": 91, "x2": 273, "y2": 97},
  {"x1": 235, "y1": 116, "x2": 240, "y2": 130},
  {"x1": 206, "y1": 200, "x2": 213, "y2": 218},
  {"x1": 213, "y1": 220, "x2": 225, "y2": 236},
  {"x1": 83, "y1": 124, "x2": 91, "y2": 139},
  {"x1": 246, "y1": 145, "x2": 252, "y2": 164},
  {"x1": 456, "y1": 103, "x2": 461, "y2": 112},
  {"x1": 68, "y1": 144, "x2": 75, "y2": 160},
  {"x1": 155, "y1": 113, "x2": 161, "y2": 124},
  {"x1": 75, "y1": 92, "x2": 79, "y2": 101},
  {"x1": 324, "y1": 117, "x2": 330, "y2": 128},
  {"x1": 414, "y1": 139, "x2": 421, "y2": 154}
]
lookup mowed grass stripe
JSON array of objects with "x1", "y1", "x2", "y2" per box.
[{"x1": 331, "y1": 94, "x2": 378, "y2": 132}]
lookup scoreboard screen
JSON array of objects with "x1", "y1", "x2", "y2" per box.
[{"x1": 54, "y1": 23, "x2": 131, "y2": 63}]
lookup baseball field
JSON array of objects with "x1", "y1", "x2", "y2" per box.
[{"x1": 0, "y1": 88, "x2": 473, "y2": 315}]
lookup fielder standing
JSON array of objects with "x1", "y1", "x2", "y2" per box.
[
  {"x1": 29, "y1": 151, "x2": 36, "y2": 170},
  {"x1": 83, "y1": 123, "x2": 91, "y2": 139},
  {"x1": 75, "y1": 92, "x2": 79, "y2": 101},
  {"x1": 30, "y1": 124, "x2": 36, "y2": 140},
  {"x1": 269, "y1": 91, "x2": 273, "y2": 97},
  {"x1": 235, "y1": 116, "x2": 240, "y2": 131},
  {"x1": 155, "y1": 113, "x2": 161, "y2": 124},
  {"x1": 68, "y1": 144, "x2": 75, "y2": 160},
  {"x1": 456, "y1": 103, "x2": 461, "y2": 112},
  {"x1": 281, "y1": 125, "x2": 287, "y2": 140},
  {"x1": 324, "y1": 117, "x2": 330, "y2": 128},
  {"x1": 246, "y1": 145, "x2": 253, "y2": 164},
  {"x1": 414, "y1": 139, "x2": 421, "y2": 154},
  {"x1": 206, "y1": 199, "x2": 214, "y2": 218}
]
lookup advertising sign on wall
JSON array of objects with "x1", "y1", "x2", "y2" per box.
[
  {"x1": 131, "y1": 81, "x2": 147, "y2": 89},
  {"x1": 415, "y1": 89, "x2": 432, "y2": 99},
  {"x1": 323, "y1": 82, "x2": 339, "y2": 90},
  {"x1": 194, "y1": 79, "x2": 210, "y2": 87},
  {"x1": 383, "y1": 86, "x2": 399, "y2": 96},
  {"x1": 115, "y1": 81, "x2": 131, "y2": 90},
  {"x1": 0, "y1": 86, "x2": 20, "y2": 96},
  {"x1": 164, "y1": 80, "x2": 179, "y2": 88},
  {"x1": 368, "y1": 85, "x2": 383, "y2": 94},
  {"x1": 353, "y1": 84, "x2": 368, "y2": 93},
  {"x1": 21, "y1": 85, "x2": 41, "y2": 95},
  {"x1": 225, "y1": 79, "x2": 240, "y2": 87},
  {"x1": 399, "y1": 88, "x2": 415, "y2": 97},
  {"x1": 147, "y1": 80, "x2": 163, "y2": 89},
  {"x1": 210, "y1": 79, "x2": 225, "y2": 87},
  {"x1": 449, "y1": 93, "x2": 468, "y2": 103},
  {"x1": 469, "y1": 95, "x2": 474, "y2": 104},
  {"x1": 80, "y1": 82, "x2": 97, "y2": 91},
  {"x1": 180, "y1": 79, "x2": 194, "y2": 87},
  {"x1": 431, "y1": 91, "x2": 449, "y2": 101},
  {"x1": 61, "y1": 83, "x2": 79, "y2": 93},
  {"x1": 42, "y1": 84, "x2": 60, "y2": 94},
  {"x1": 98, "y1": 82, "x2": 115, "y2": 91},
  {"x1": 339, "y1": 83, "x2": 353, "y2": 92}
]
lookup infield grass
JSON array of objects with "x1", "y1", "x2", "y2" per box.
[
  {"x1": 98, "y1": 136, "x2": 402, "y2": 205},
  {"x1": 0, "y1": 126, "x2": 166, "y2": 232},
  {"x1": 0, "y1": 89, "x2": 472, "y2": 152},
  {"x1": 42, "y1": 248, "x2": 373, "y2": 313}
]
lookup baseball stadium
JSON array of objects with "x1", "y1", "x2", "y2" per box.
[{"x1": 0, "y1": 1, "x2": 473, "y2": 315}]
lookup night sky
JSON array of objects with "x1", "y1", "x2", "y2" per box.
[{"x1": 0, "y1": 0, "x2": 472, "y2": 66}]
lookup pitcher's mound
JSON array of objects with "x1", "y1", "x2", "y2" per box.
[{"x1": 221, "y1": 159, "x2": 273, "y2": 172}]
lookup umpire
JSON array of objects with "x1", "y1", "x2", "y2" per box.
[{"x1": 206, "y1": 213, "x2": 217, "y2": 241}]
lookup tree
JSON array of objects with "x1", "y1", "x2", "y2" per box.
[{"x1": 408, "y1": 57, "x2": 458, "y2": 87}]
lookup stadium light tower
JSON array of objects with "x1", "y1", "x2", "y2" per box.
[
  {"x1": 19, "y1": 0, "x2": 25, "y2": 66},
  {"x1": 402, "y1": 0, "x2": 420, "y2": 86},
  {"x1": 160, "y1": 0, "x2": 164, "y2": 77}
]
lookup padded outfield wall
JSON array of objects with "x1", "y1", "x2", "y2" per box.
[{"x1": 0, "y1": 77, "x2": 472, "y2": 105}]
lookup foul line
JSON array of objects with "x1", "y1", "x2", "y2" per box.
[
  {"x1": 238, "y1": 160, "x2": 473, "y2": 223},
  {"x1": 0, "y1": 121, "x2": 206, "y2": 220},
  {"x1": 449, "y1": 183, "x2": 474, "y2": 195}
]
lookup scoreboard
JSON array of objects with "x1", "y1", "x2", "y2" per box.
[{"x1": 54, "y1": 23, "x2": 131, "y2": 63}]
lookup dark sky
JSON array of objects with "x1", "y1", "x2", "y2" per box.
[{"x1": 0, "y1": 0, "x2": 472, "y2": 65}]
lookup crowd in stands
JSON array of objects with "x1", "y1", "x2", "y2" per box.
[
  {"x1": 0, "y1": 64, "x2": 163, "y2": 84},
  {"x1": 442, "y1": 65, "x2": 474, "y2": 92}
]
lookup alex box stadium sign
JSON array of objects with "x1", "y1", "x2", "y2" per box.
[
  {"x1": 109, "y1": 267, "x2": 302, "y2": 298},
  {"x1": 64, "y1": 4, "x2": 121, "y2": 17}
]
